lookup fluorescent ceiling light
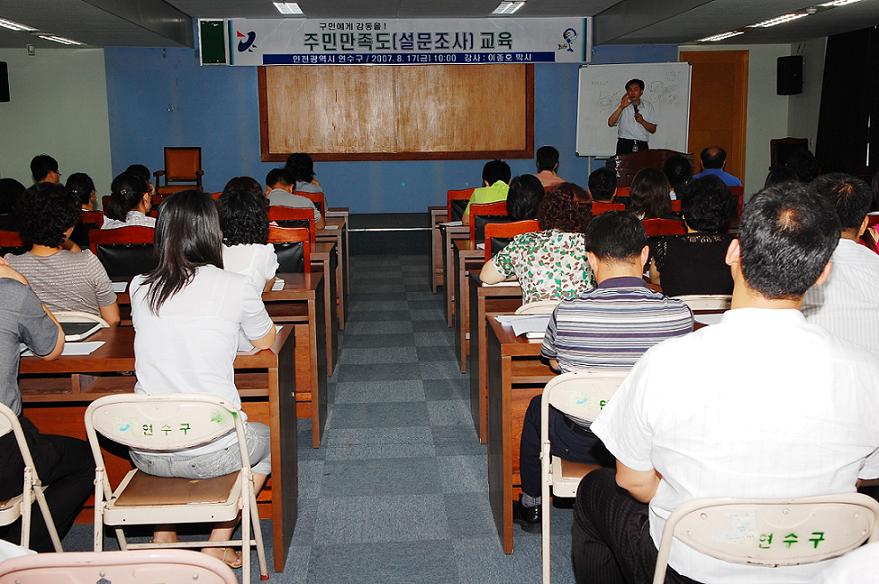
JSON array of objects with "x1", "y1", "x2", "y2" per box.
[
  {"x1": 748, "y1": 13, "x2": 810, "y2": 27},
  {"x1": 37, "y1": 34, "x2": 83, "y2": 46},
  {"x1": 819, "y1": 0, "x2": 864, "y2": 5},
  {"x1": 699, "y1": 31, "x2": 745, "y2": 42},
  {"x1": 273, "y1": 2, "x2": 304, "y2": 15},
  {"x1": 492, "y1": 1, "x2": 525, "y2": 15},
  {"x1": 0, "y1": 18, "x2": 37, "y2": 32}
]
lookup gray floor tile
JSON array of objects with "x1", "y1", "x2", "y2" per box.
[
  {"x1": 344, "y1": 321, "x2": 413, "y2": 335},
  {"x1": 306, "y1": 540, "x2": 458, "y2": 584},
  {"x1": 341, "y1": 333, "x2": 416, "y2": 348},
  {"x1": 423, "y1": 378, "x2": 470, "y2": 401},
  {"x1": 436, "y1": 455, "x2": 489, "y2": 493},
  {"x1": 444, "y1": 493, "x2": 497, "y2": 538},
  {"x1": 431, "y1": 425, "x2": 480, "y2": 445},
  {"x1": 416, "y1": 345, "x2": 458, "y2": 362},
  {"x1": 324, "y1": 442, "x2": 436, "y2": 461},
  {"x1": 427, "y1": 400, "x2": 474, "y2": 427},
  {"x1": 334, "y1": 380, "x2": 426, "y2": 403},
  {"x1": 339, "y1": 346, "x2": 419, "y2": 365},
  {"x1": 409, "y1": 308, "x2": 446, "y2": 321},
  {"x1": 356, "y1": 283, "x2": 408, "y2": 293},
  {"x1": 418, "y1": 361, "x2": 467, "y2": 380},
  {"x1": 412, "y1": 319, "x2": 452, "y2": 332},
  {"x1": 328, "y1": 402, "x2": 429, "y2": 428},
  {"x1": 413, "y1": 331, "x2": 454, "y2": 347},
  {"x1": 349, "y1": 300, "x2": 409, "y2": 311},
  {"x1": 299, "y1": 459, "x2": 325, "y2": 500},
  {"x1": 335, "y1": 363, "x2": 422, "y2": 382},
  {"x1": 320, "y1": 457, "x2": 443, "y2": 497},
  {"x1": 346, "y1": 310, "x2": 410, "y2": 322},
  {"x1": 313, "y1": 495, "x2": 449, "y2": 544},
  {"x1": 407, "y1": 299, "x2": 444, "y2": 310},
  {"x1": 324, "y1": 426, "x2": 434, "y2": 446},
  {"x1": 406, "y1": 291, "x2": 441, "y2": 301}
]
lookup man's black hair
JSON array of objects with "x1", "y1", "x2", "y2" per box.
[
  {"x1": 507, "y1": 174, "x2": 544, "y2": 221},
  {"x1": 266, "y1": 167, "x2": 293, "y2": 188},
  {"x1": 587, "y1": 167, "x2": 617, "y2": 202},
  {"x1": 663, "y1": 154, "x2": 692, "y2": 191},
  {"x1": 126, "y1": 164, "x2": 151, "y2": 184},
  {"x1": 700, "y1": 147, "x2": 726, "y2": 169},
  {"x1": 625, "y1": 78, "x2": 644, "y2": 91},
  {"x1": 482, "y1": 160, "x2": 511, "y2": 185},
  {"x1": 739, "y1": 183, "x2": 840, "y2": 299},
  {"x1": 764, "y1": 166, "x2": 799, "y2": 189},
  {"x1": 30, "y1": 154, "x2": 59, "y2": 182},
  {"x1": 584, "y1": 211, "x2": 646, "y2": 261},
  {"x1": 15, "y1": 182, "x2": 80, "y2": 248},
  {"x1": 809, "y1": 173, "x2": 873, "y2": 231},
  {"x1": 536, "y1": 146, "x2": 559, "y2": 173},
  {"x1": 784, "y1": 149, "x2": 819, "y2": 183},
  {"x1": 0, "y1": 178, "x2": 25, "y2": 214}
]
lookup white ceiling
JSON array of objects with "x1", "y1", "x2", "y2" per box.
[{"x1": 0, "y1": 0, "x2": 876, "y2": 49}]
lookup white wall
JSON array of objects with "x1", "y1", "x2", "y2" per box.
[
  {"x1": 0, "y1": 48, "x2": 112, "y2": 194},
  {"x1": 787, "y1": 37, "x2": 826, "y2": 150}
]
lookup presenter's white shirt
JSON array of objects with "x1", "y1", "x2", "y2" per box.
[
  {"x1": 616, "y1": 99, "x2": 655, "y2": 142},
  {"x1": 591, "y1": 308, "x2": 879, "y2": 584}
]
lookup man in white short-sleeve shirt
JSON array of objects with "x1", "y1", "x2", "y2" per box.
[
  {"x1": 572, "y1": 183, "x2": 879, "y2": 584},
  {"x1": 607, "y1": 78, "x2": 657, "y2": 155}
]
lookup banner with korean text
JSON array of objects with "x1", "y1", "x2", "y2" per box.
[{"x1": 217, "y1": 18, "x2": 590, "y2": 66}]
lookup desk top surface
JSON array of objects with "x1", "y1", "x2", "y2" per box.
[
  {"x1": 469, "y1": 272, "x2": 523, "y2": 297},
  {"x1": 114, "y1": 272, "x2": 322, "y2": 305},
  {"x1": 453, "y1": 239, "x2": 484, "y2": 253},
  {"x1": 487, "y1": 316, "x2": 543, "y2": 356}
]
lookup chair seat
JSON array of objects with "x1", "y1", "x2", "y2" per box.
[
  {"x1": 0, "y1": 494, "x2": 23, "y2": 525},
  {"x1": 551, "y1": 457, "x2": 602, "y2": 498}
]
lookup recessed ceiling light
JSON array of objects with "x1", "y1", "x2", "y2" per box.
[
  {"x1": 699, "y1": 31, "x2": 745, "y2": 42},
  {"x1": 36, "y1": 34, "x2": 83, "y2": 46},
  {"x1": 819, "y1": 0, "x2": 863, "y2": 5},
  {"x1": 0, "y1": 18, "x2": 37, "y2": 32},
  {"x1": 748, "y1": 13, "x2": 810, "y2": 28},
  {"x1": 273, "y1": 2, "x2": 304, "y2": 15},
  {"x1": 492, "y1": 1, "x2": 526, "y2": 15}
]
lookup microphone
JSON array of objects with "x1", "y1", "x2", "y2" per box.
[{"x1": 633, "y1": 102, "x2": 640, "y2": 116}]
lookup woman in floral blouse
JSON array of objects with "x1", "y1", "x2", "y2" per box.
[{"x1": 480, "y1": 183, "x2": 595, "y2": 303}]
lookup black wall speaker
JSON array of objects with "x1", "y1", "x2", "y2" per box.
[
  {"x1": 0, "y1": 62, "x2": 8, "y2": 102},
  {"x1": 777, "y1": 55, "x2": 803, "y2": 95}
]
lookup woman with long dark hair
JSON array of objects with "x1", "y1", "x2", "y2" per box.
[
  {"x1": 102, "y1": 171, "x2": 154, "y2": 229},
  {"x1": 128, "y1": 190, "x2": 275, "y2": 567},
  {"x1": 628, "y1": 168, "x2": 673, "y2": 219}
]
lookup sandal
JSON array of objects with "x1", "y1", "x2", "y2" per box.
[{"x1": 205, "y1": 547, "x2": 242, "y2": 569}]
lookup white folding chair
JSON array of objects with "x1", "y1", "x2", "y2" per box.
[
  {"x1": 0, "y1": 404, "x2": 62, "y2": 552},
  {"x1": 54, "y1": 311, "x2": 111, "y2": 328},
  {"x1": 652, "y1": 494, "x2": 879, "y2": 584},
  {"x1": 84, "y1": 394, "x2": 268, "y2": 584},
  {"x1": 515, "y1": 300, "x2": 560, "y2": 315},
  {"x1": 671, "y1": 294, "x2": 732, "y2": 313},
  {"x1": 540, "y1": 369, "x2": 629, "y2": 584},
  {"x1": 0, "y1": 549, "x2": 237, "y2": 584}
]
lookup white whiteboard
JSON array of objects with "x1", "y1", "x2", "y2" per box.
[{"x1": 575, "y1": 62, "x2": 692, "y2": 157}]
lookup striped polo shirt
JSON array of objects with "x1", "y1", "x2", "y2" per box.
[{"x1": 541, "y1": 276, "x2": 694, "y2": 371}]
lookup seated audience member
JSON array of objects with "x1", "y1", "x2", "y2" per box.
[
  {"x1": 764, "y1": 165, "x2": 799, "y2": 188},
  {"x1": 0, "y1": 259, "x2": 93, "y2": 552},
  {"x1": 30, "y1": 154, "x2": 60, "y2": 184},
  {"x1": 785, "y1": 148, "x2": 820, "y2": 183},
  {"x1": 5, "y1": 183, "x2": 119, "y2": 325},
  {"x1": 462, "y1": 159, "x2": 512, "y2": 224},
  {"x1": 217, "y1": 177, "x2": 279, "y2": 294},
  {"x1": 648, "y1": 175, "x2": 735, "y2": 297},
  {"x1": 128, "y1": 191, "x2": 275, "y2": 567},
  {"x1": 66, "y1": 173, "x2": 97, "y2": 211},
  {"x1": 285, "y1": 152, "x2": 324, "y2": 195},
  {"x1": 534, "y1": 145, "x2": 566, "y2": 190},
  {"x1": 101, "y1": 171, "x2": 155, "y2": 229},
  {"x1": 801, "y1": 173, "x2": 879, "y2": 356},
  {"x1": 0, "y1": 178, "x2": 24, "y2": 231},
  {"x1": 663, "y1": 154, "x2": 693, "y2": 200},
  {"x1": 125, "y1": 164, "x2": 156, "y2": 198},
  {"x1": 627, "y1": 168, "x2": 673, "y2": 219},
  {"x1": 587, "y1": 167, "x2": 617, "y2": 203},
  {"x1": 506, "y1": 174, "x2": 544, "y2": 221},
  {"x1": 692, "y1": 146, "x2": 742, "y2": 187},
  {"x1": 575, "y1": 183, "x2": 879, "y2": 584},
  {"x1": 514, "y1": 212, "x2": 693, "y2": 531},
  {"x1": 480, "y1": 183, "x2": 595, "y2": 303},
  {"x1": 265, "y1": 168, "x2": 324, "y2": 229},
  {"x1": 809, "y1": 542, "x2": 879, "y2": 584}
]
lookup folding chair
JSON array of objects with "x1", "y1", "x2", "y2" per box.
[
  {"x1": 652, "y1": 494, "x2": 879, "y2": 584},
  {"x1": 469, "y1": 201, "x2": 509, "y2": 242},
  {"x1": 268, "y1": 226, "x2": 311, "y2": 273},
  {"x1": 154, "y1": 147, "x2": 204, "y2": 197},
  {"x1": 88, "y1": 226, "x2": 156, "y2": 281},
  {"x1": 293, "y1": 191, "x2": 325, "y2": 218},
  {"x1": 267, "y1": 206, "x2": 316, "y2": 244},
  {"x1": 642, "y1": 218, "x2": 686, "y2": 237},
  {"x1": 69, "y1": 210, "x2": 105, "y2": 249},
  {"x1": 84, "y1": 394, "x2": 268, "y2": 583},
  {"x1": 591, "y1": 201, "x2": 625, "y2": 215},
  {"x1": 0, "y1": 549, "x2": 237, "y2": 584},
  {"x1": 484, "y1": 219, "x2": 540, "y2": 261},
  {"x1": 0, "y1": 403, "x2": 63, "y2": 552},
  {"x1": 540, "y1": 370, "x2": 629, "y2": 584},
  {"x1": 446, "y1": 187, "x2": 475, "y2": 223},
  {"x1": 672, "y1": 294, "x2": 732, "y2": 313}
]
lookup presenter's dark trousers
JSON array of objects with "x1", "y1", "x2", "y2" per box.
[
  {"x1": 616, "y1": 138, "x2": 650, "y2": 155},
  {"x1": 571, "y1": 468, "x2": 702, "y2": 584},
  {"x1": 0, "y1": 415, "x2": 94, "y2": 551}
]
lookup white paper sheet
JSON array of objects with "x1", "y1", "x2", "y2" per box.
[
  {"x1": 695, "y1": 313, "x2": 724, "y2": 326},
  {"x1": 271, "y1": 278, "x2": 285, "y2": 291},
  {"x1": 440, "y1": 220, "x2": 463, "y2": 227},
  {"x1": 322, "y1": 224, "x2": 339, "y2": 230},
  {"x1": 22, "y1": 341, "x2": 105, "y2": 357},
  {"x1": 481, "y1": 280, "x2": 519, "y2": 288},
  {"x1": 495, "y1": 314, "x2": 551, "y2": 336},
  {"x1": 111, "y1": 281, "x2": 127, "y2": 293}
]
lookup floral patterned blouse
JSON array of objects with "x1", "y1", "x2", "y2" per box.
[{"x1": 493, "y1": 229, "x2": 595, "y2": 304}]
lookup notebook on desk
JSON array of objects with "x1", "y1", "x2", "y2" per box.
[
  {"x1": 272, "y1": 278, "x2": 285, "y2": 291},
  {"x1": 61, "y1": 321, "x2": 103, "y2": 342}
]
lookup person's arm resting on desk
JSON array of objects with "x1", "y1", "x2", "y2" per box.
[
  {"x1": 479, "y1": 244, "x2": 518, "y2": 285},
  {"x1": 0, "y1": 260, "x2": 65, "y2": 359},
  {"x1": 241, "y1": 284, "x2": 276, "y2": 350}
]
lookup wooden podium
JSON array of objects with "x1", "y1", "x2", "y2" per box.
[{"x1": 608, "y1": 149, "x2": 693, "y2": 187}]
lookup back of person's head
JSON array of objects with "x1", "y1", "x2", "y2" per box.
[
  {"x1": 108, "y1": 171, "x2": 149, "y2": 221},
  {"x1": 218, "y1": 176, "x2": 269, "y2": 246},
  {"x1": 15, "y1": 182, "x2": 80, "y2": 248},
  {"x1": 584, "y1": 211, "x2": 646, "y2": 261},
  {"x1": 700, "y1": 147, "x2": 726, "y2": 169},
  {"x1": 625, "y1": 78, "x2": 645, "y2": 91},
  {"x1": 535, "y1": 146, "x2": 559, "y2": 173},
  {"x1": 66, "y1": 173, "x2": 96, "y2": 207},
  {"x1": 681, "y1": 175, "x2": 733, "y2": 234},
  {"x1": 739, "y1": 183, "x2": 840, "y2": 299},
  {"x1": 482, "y1": 160, "x2": 511, "y2": 185},
  {"x1": 629, "y1": 168, "x2": 671, "y2": 219},
  {"x1": 587, "y1": 167, "x2": 617, "y2": 202},
  {"x1": 125, "y1": 164, "x2": 151, "y2": 185},
  {"x1": 0, "y1": 178, "x2": 25, "y2": 215},
  {"x1": 144, "y1": 190, "x2": 223, "y2": 313},
  {"x1": 784, "y1": 149, "x2": 819, "y2": 183},
  {"x1": 30, "y1": 154, "x2": 59, "y2": 183},
  {"x1": 809, "y1": 173, "x2": 872, "y2": 231},
  {"x1": 266, "y1": 167, "x2": 293, "y2": 189},
  {"x1": 506, "y1": 175, "x2": 544, "y2": 221},
  {"x1": 538, "y1": 182, "x2": 591, "y2": 233},
  {"x1": 764, "y1": 166, "x2": 799, "y2": 189},
  {"x1": 285, "y1": 153, "x2": 315, "y2": 184},
  {"x1": 663, "y1": 154, "x2": 692, "y2": 192}
]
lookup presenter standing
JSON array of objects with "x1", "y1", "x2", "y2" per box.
[{"x1": 607, "y1": 78, "x2": 657, "y2": 155}]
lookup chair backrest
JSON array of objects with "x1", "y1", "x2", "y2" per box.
[
  {"x1": 484, "y1": 219, "x2": 540, "y2": 261},
  {"x1": 541, "y1": 369, "x2": 629, "y2": 428},
  {"x1": 769, "y1": 137, "x2": 809, "y2": 168},
  {"x1": 55, "y1": 310, "x2": 111, "y2": 330},
  {"x1": 672, "y1": 294, "x2": 732, "y2": 313},
  {"x1": 670, "y1": 199, "x2": 682, "y2": 213},
  {"x1": 642, "y1": 218, "x2": 686, "y2": 237},
  {"x1": 268, "y1": 226, "x2": 311, "y2": 273},
  {"x1": 469, "y1": 201, "x2": 509, "y2": 242},
  {"x1": 294, "y1": 191, "x2": 326, "y2": 217},
  {"x1": 447, "y1": 187, "x2": 475, "y2": 222},
  {"x1": 0, "y1": 229, "x2": 27, "y2": 256},
  {"x1": 0, "y1": 549, "x2": 238, "y2": 584},
  {"x1": 515, "y1": 300, "x2": 559, "y2": 315},
  {"x1": 89, "y1": 226, "x2": 156, "y2": 280},
  {"x1": 591, "y1": 201, "x2": 626, "y2": 215},
  {"x1": 652, "y1": 494, "x2": 879, "y2": 584},
  {"x1": 164, "y1": 147, "x2": 202, "y2": 182},
  {"x1": 614, "y1": 186, "x2": 631, "y2": 198},
  {"x1": 69, "y1": 210, "x2": 105, "y2": 249},
  {"x1": 267, "y1": 206, "x2": 316, "y2": 243}
]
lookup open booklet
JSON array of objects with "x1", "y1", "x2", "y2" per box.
[
  {"x1": 495, "y1": 314, "x2": 551, "y2": 339},
  {"x1": 439, "y1": 220, "x2": 463, "y2": 227},
  {"x1": 271, "y1": 278, "x2": 285, "y2": 291}
]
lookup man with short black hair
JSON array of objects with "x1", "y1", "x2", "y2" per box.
[
  {"x1": 535, "y1": 145, "x2": 566, "y2": 190},
  {"x1": 586, "y1": 167, "x2": 617, "y2": 203},
  {"x1": 462, "y1": 159, "x2": 511, "y2": 224},
  {"x1": 607, "y1": 78, "x2": 656, "y2": 154},
  {"x1": 30, "y1": 154, "x2": 60, "y2": 184},
  {"x1": 693, "y1": 146, "x2": 742, "y2": 187},
  {"x1": 802, "y1": 173, "x2": 879, "y2": 356},
  {"x1": 573, "y1": 184, "x2": 879, "y2": 584},
  {"x1": 265, "y1": 167, "x2": 324, "y2": 229}
]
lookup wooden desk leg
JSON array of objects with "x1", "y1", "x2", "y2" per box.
[
  {"x1": 313, "y1": 258, "x2": 337, "y2": 376},
  {"x1": 309, "y1": 283, "x2": 328, "y2": 448},
  {"x1": 444, "y1": 231, "x2": 455, "y2": 328},
  {"x1": 271, "y1": 330, "x2": 298, "y2": 572},
  {"x1": 488, "y1": 333, "x2": 514, "y2": 554},
  {"x1": 431, "y1": 223, "x2": 440, "y2": 294},
  {"x1": 457, "y1": 260, "x2": 470, "y2": 374},
  {"x1": 343, "y1": 224, "x2": 351, "y2": 298},
  {"x1": 469, "y1": 287, "x2": 484, "y2": 443},
  {"x1": 335, "y1": 235, "x2": 346, "y2": 330}
]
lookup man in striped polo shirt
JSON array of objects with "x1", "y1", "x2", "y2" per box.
[{"x1": 515, "y1": 211, "x2": 693, "y2": 532}]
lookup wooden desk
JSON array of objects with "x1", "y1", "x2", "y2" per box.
[
  {"x1": 311, "y1": 242, "x2": 340, "y2": 376},
  {"x1": 468, "y1": 275, "x2": 523, "y2": 443},
  {"x1": 326, "y1": 208, "x2": 351, "y2": 297},
  {"x1": 317, "y1": 216, "x2": 348, "y2": 330},
  {"x1": 452, "y1": 240, "x2": 486, "y2": 373},
  {"x1": 439, "y1": 223, "x2": 470, "y2": 327},
  {"x1": 486, "y1": 318, "x2": 556, "y2": 555},
  {"x1": 19, "y1": 326, "x2": 298, "y2": 573},
  {"x1": 429, "y1": 206, "x2": 448, "y2": 293}
]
